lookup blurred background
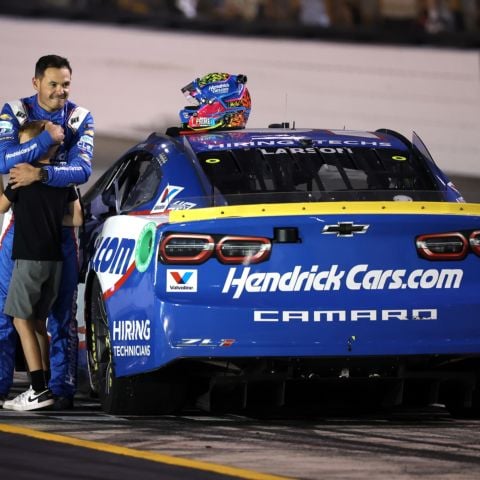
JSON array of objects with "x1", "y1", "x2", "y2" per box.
[
  {"x1": 1, "y1": 0, "x2": 480, "y2": 46},
  {"x1": 0, "y1": 0, "x2": 479, "y2": 197}
]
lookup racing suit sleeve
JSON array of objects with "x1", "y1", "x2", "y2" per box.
[
  {"x1": 0, "y1": 103, "x2": 53, "y2": 174},
  {"x1": 42, "y1": 110, "x2": 94, "y2": 188}
]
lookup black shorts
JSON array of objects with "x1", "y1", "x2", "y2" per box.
[{"x1": 4, "y1": 259, "x2": 63, "y2": 320}]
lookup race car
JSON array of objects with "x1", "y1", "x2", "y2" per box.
[{"x1": 76, "y1": 124, "x2": 480, "y2": 416}]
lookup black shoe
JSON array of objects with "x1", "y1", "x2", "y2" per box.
[{"x1": 51, "y1": 396, "x2": 74, "y2": 410}]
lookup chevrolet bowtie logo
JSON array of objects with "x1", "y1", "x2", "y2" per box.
[{"x1": 322, "y1": 222, "x2": 369, "y2": 237}]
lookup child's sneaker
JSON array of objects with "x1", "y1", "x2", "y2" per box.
[
  {"x1": 0, "y1": 395, "x2": 5, "y2": 408},
  {"x1": 2, "y1": 386, "x2": 54, "y2": 411}
]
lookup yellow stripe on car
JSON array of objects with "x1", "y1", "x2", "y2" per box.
[{"x1": 169, "y1": 202, "x2": 480, "y2": 223}]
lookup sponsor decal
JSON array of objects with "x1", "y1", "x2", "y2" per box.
[
  {"x1": 192, "y1": 117, "x2": 215, "y2": 127},
  {"x1": 0, "y1": 114, "x2": 12, "y2": 120},
  {"x1": 112, "y1": 319, "x2": 151, "y2": 357},
  {"x1": 0, "y1": 120, "x2": 14, "y2": 134},
  {"x1": 90, "y1": 236, "x2": 136, "y2": 275},
  {"x1": 113, "y1": 345, "x2": 151, "y2": 357},
  {"x1": 168, "y1": 200, "x2": 196, "y2": 210},
  {"x1": 208, "y1": 84, "x2": 230, "y2": 94},
  {"x1": 113, "y1": 319, "x2": 151, "y2": 340},
  {"x1": 166, "y1": 269, "x2": 198, "y2": 292},
  {"x1": 254, "y1": 308, "x2": 437, "y2": 322},
  {"x1": 207, "y1": 139, "x2": 393, "y2": 150},
  {"x1": 78, "y1": 134, "x2": 94, "y2": 154},
  {"x1": 222, "y1": 264, "x2": 463, "y2": 299},
  {"x1": 176, "y1": 338, "x2": 235, "y2": 347},
  {"x1": 5, "y1": 143, "x2": 38, "y2": 159},
  {"x1": 156, "y1": 152, "x2": 168, "y2": 166},
  {"x1": 79, "y1": 134, "x2": 94, "y2": 145},
  {"x1": 152, "y1": 184, "x2": 184, "y2": 212},
  {"x1": 94, "y1": 217, "x2": 154, "y2": 296}
]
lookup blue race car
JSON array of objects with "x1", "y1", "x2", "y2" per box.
[{"x1": 77, "y1": 125, "x2": 480, "y2": 416}]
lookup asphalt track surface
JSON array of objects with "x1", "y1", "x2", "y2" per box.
[
  {"x1": 0, "y1": 375, "x2": 287, "y2": 480},
  {"x1": 0, "y1": 430, "x2": 259, "y2": 480},
  {"x1": 2, "y1": 373, "x2": 480, "y2": 480}
]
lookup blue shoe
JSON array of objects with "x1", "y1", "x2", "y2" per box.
[{"x1": 51, "y1": 396, "x2": 74, "y2": 410}]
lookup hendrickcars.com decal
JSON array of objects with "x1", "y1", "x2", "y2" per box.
[{"x1": 222, "y1": 264, "x2": 463, "y2": 299}]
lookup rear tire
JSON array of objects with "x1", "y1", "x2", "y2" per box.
[
  {"x1": 443, "y1": 378, "x2": 480, "y2": 419},
  {"x1": 87, "y1": 275, "x2": 186, "y2": 414}
]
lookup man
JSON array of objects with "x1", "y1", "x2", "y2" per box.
[
  {"x1": 1, "y1": 120, "x2": 83, "y2": 411},
  {"x1": 0, "y1": 54, "x2": 93, "y2": 409}
]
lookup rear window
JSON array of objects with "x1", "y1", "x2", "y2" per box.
[{"x1": 197, "y1": 146, "x2": 442, "y2": 203}]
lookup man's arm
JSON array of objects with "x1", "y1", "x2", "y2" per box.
[
  {"x1": 63, "y1": 198, "x2": 83, "y2": 227},
  {"x1": 0, "y1": 103, "x2": 55, "y2": 174},
  {"x1": 42, "y1": 110, "x2": 94, "y2": 188}
]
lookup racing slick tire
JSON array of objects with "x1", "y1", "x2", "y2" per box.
[
  {"x1": 87, "y1": 275, "x2": 186, "y2": 415},
  {"x1": 442, "y1": 375, "x2": 480, "y2": 419},
  {"x1": 444, "y1": 388, "x2": 480, "y2": 419}
]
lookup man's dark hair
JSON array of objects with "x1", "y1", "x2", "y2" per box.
[{"x1": 35, "y1": 55, "x2": 72, "y2": 78}]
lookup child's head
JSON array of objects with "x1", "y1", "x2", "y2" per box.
[{"x1": 18, "y1": 120, "x2": 59, "y2": 163}]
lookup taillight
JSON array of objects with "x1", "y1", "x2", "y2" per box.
[
  {"x1": 416, "y1": 233, "x2": 468, "y2": 260},
  {"x1": 469, "y1": 231, "x2": 480, "y2": 256},
  {"x1": 216, "y1": 236, "x2": 271, "y2": 264},
  {"x1": 159, "y1": 234, "x2": 214, "y2": 264},
  {"x1": 159, "y1": 233, "x2": 271, "y2": 264}
]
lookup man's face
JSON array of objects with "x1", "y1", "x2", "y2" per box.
[{"x1": 32, "y1": 67, "x2": 71, "y2": 112}]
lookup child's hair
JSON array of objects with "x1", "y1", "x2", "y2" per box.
[{"x1": 18, "y1": 120, "x2": 47, "y2": 144}]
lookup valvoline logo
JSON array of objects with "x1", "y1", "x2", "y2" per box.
[
  {"x1": 166, "y1": 269, "x2": 198, "y2": 292},
  {"x1": 91, "y1": 236, "x2": 136, "y2": 274}
]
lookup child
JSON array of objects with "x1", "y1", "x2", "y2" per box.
[{"x1": 0, "y1": 120, "x2": 82, "y2": 411}]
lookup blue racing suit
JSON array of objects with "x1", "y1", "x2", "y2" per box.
[{"x1": 0, "y1": 94, "x2": 93, "y2": 398}]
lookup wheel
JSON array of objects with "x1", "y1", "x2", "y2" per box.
[
  {"x1": 87, "y1": 275, "x2": 128, "y2": 413},
  {"x1": 87, "y1": 275, "x2": 186, "y2": 415},
  {"x1": 443, "y1": 379, "x2": 480, "y2": 419}
]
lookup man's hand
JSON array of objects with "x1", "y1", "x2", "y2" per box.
[
  {"x1": 8, "y1": 163, "x2": 41, "y2": 189},
  {"x1": 44, "y1": 121, "x2": 64, "y2": 145}
]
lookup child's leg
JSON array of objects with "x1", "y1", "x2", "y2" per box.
[
  {"x1": 35, "y1": 319, "x2": 50, "y2": 372},
  {"x1": 13, "y1": 317, "x2": 43, "y2": 373}
]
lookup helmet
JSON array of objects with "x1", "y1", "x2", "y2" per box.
[{"x1": 179, "y1": 73, "x2": 251, "y2": 130}]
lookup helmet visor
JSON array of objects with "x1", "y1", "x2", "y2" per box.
[{"x1": 181, "y1": 81, "x2": 201, "y2": 106}]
